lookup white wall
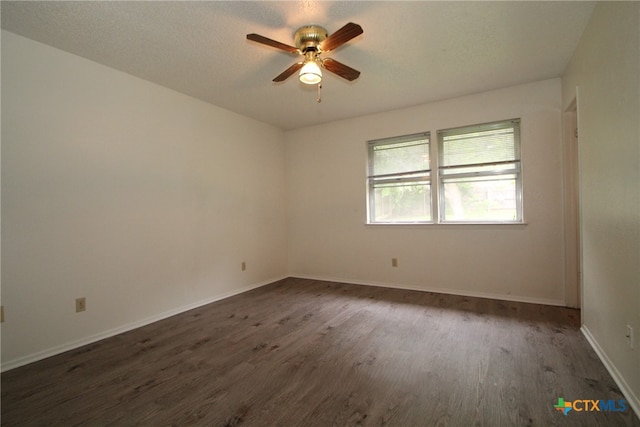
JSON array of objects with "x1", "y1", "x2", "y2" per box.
[
  {"x1": 286, "y1": 79, "x2": 566, "y2": 305},
  {"x1": 1, "y1": 31, "x2": 288, "y2": 369},
  {"x1": 562, "y1": 2, "x2": 640, "y2": 413}
]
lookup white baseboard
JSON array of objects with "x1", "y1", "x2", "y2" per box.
[
  {"x1": 289, "y1": 273, "x2": 566, "y2": 307},
  {"x1": 1, "y1": 276, "x2": 286, "y2": 372},
  {"x1": 581, "y1": 325, "x2": 640, "y2": 419}
]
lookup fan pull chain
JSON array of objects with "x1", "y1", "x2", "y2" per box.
[{"x1": 317, "y1": 84, "x2": 322, "y2": 103}]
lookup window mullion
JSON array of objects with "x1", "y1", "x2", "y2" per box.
[
  {"x1": 438, "y1": 159, "x2": 519, "y2": 171},
  {"x1": 373, "y1": 176, "x2": 430, "y2": 186},
  {"x1": 368, "y1": 169, "x2": 431, "y2": 180},
  {"x1": 432, "y1": 128, "x2": 441, "y2": 224}
]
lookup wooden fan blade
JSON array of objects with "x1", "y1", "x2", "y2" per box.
[
  {"x1": 322, "y1": 58, "x2": 361, "y2": 81},
  {"x1": 247, "y1": 33, "x2": 299, "y2": 54},
  {"x1": 320, "y1": 22, "x2": 363, "y2": 52},
  {"x1": 273, "y1": 62, "x2": 304, "y2": 82}
]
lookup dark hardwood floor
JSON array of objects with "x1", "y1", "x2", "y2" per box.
[{"x1": 2, "y1": 278, "x2": 639, "y2": 426}]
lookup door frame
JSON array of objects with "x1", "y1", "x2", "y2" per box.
[{"x1": 562, "y1": 96, "x2": 582, "y2": 310}]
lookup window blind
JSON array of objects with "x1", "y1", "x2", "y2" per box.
[
  {"x1": 370, "y1": 134, "x2": 430, "y2": 176},
  {"x1": 439, "y1": 121, "x2": 519, "y2": 167}
]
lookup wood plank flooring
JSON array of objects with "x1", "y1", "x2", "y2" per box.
[{"x1": 2, "y1": 278, "x2": 639, "y2": 426}]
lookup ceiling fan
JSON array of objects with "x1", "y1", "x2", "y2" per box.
[{"x1": 247, "y1": 22, "x2": 363, "y2": 86}]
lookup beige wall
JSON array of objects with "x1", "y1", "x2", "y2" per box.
[
  {"x1": 286, "y1": 78, "x2": 566, "y2": 305},
  {"x1": 1, "y1": 31, "x2": 288, "y2": 368},
  {"x1": 562, "y1": 2, "x2": 640, "y2": 413}
]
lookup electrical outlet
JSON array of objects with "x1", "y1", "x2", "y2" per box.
[
  {"x1": 76, "y1": 297, "x2": 86, "y2": 313},
  {"x1": 241, "y1": 261, "x2": 246, "y2": 271},
  {"x1": 626, "y1": 325, "x2": 634, "y2": 349},
  {"x1": 392, "y1": 258, "x2": 398, "y2": 267}
]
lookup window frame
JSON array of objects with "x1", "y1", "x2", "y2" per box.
[
  {"x1": 436, "y1": 119, "x2": 523, "y2": 224},
  {"x1": 366, "y1": 132, "x2": 433, "y2": 224},
  {"x1": 366, "y1": 119, "x2": 524, "y2": 225}
]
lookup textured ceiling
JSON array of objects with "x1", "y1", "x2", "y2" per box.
[{"x1": 1, "y1": 1, "x2": 595, "y2": 130}]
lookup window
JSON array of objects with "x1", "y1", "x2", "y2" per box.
[
  {"x1": 366, "y1": 119, "x2": 522, "y2": 224},
  {"x1": 367, "y1": 133, "x2": 431, "y2": 223},
  {"x1": 438, "y1": 119, "x2": 522, "y2": 223}
]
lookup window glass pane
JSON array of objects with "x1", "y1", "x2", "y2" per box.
[
  {"x1": 442, "y1": 176, "x2": 517, "y2": 222},
  {"x1": 372, "y1": 139, "x2": 429, "y2": 175},
  {"x1": 373, "y1": 181, "x2": 431, "y2": 222},
  {"x1": 438, "y1": 119, "x2": 521, "y2": 223},
  {"x1": 441, "y1": 126, "x2": 516, "y2": 167},
  {"x1": 368, "y1": 132, "x2": 431, "y2": 224}
]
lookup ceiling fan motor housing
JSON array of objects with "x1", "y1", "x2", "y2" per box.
[{"x1": 294, "y1": 25, "x2": 328, "y2": 52}]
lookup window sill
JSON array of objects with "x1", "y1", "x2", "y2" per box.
[{"x1": 366, "y1": 221, "x2": 528, "y2": 227}]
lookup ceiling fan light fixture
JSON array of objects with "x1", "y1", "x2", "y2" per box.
[
  {"x1": 299, "y1": 60, "x2": 322, "y2": 85},
  {"x1": 247, "y1": 22, "x2": 362, "y2": 87}
]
